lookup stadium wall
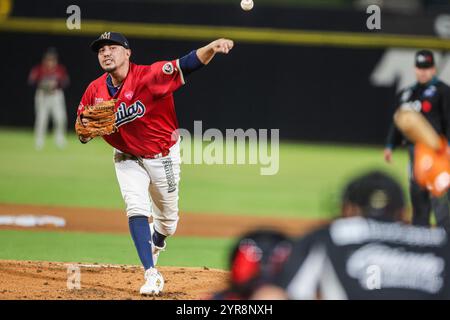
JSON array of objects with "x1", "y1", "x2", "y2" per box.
[{"x1": 0, "y1": 0, "x2": 448, "y2": 144}]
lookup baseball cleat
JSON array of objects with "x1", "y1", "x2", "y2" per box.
[
  {"x1": 140, "y1": 267, "x2": 164, "y2": 296},
  {"x1": 149, "y1": 222, "x2": 166, "y2": 266}
]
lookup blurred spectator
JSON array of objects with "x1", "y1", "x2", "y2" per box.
[
  {"x1": 211, "y1": 229, "x2": 293, "y2": 300},
  {"x1": 252, "y1": 171, "x2": 450, "y2": 299},
  {"x1": 28, "y1": 47, "x2": 69, "y2": 150}
]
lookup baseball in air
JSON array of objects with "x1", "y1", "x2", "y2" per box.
[{"x1": 241, "y1": 0, "x2": 254, "y2": 11}]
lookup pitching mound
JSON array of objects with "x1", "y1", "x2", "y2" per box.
[{"x1": 0, "y1": 260, "x2": 229, "y2": 300}]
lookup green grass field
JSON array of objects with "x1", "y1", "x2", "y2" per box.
[
  {"x1": 0, "y1": 128, "x2": 409, "y2": 268},
  {"x1": 0, "y1": 128, "x2": 409, "y2": 218},
  {"x1": 0, "y1": 230, "x2": 233, "y2": 269}
]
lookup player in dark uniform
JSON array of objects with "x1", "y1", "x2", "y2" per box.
[
  {"x1": 252, "y1": 171, "x2": 450, "y2": 300},
  {"x1": 212, "y1": 229, "x2": 293, "y2": 300},
  {"x1": 384, "y1": 50, "x2": 450, "y2": 229}
]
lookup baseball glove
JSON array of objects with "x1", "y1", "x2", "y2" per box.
[{"x1": 75, "y1": 99, "x2": 118, "y2": 140}]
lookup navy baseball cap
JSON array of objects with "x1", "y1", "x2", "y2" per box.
[
  {"x1": 90, "y1": 32, "x2": 130, "y2": 52},
  {"x1": 415, "y1": 50, "x2": 435, "y2": 69}
]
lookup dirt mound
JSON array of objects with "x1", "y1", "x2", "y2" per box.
[{"x1": 0, "y1": 260, "x2": 228, "y2": 300}]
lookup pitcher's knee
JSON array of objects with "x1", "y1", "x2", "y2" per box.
[
  {"x1": 126, "y1": 206, "x2": 151, "y2": 218},
  {"x1": 153, "y1": 219, "x2": 178, "y2": 237}
]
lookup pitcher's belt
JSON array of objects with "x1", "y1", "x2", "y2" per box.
[{"x1": 114, "y1": 150, "x2": 169, "y2": 162}]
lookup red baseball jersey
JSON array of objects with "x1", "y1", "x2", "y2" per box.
[
  {"x1": 28, "y1": 64, "x2": 69, "y2": 89},
  {"x1": 78, "y1": 60, "x2": 185, "y2": 157}
]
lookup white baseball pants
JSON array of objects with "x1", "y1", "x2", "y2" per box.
[
  {"x1": 114, "y1": 140, "x2": 181, "y2": 237},
  {"x1": 34, "y1": 89, "x2": 67, "y2": 149}
]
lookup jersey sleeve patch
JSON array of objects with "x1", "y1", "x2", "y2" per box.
[{"x1": 162, "y1": 62, "x2": 174, "y2": 75}]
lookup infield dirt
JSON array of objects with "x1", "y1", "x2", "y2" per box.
[{"x1": 0, "y1": 203, "x2": 328, "y2": 299}]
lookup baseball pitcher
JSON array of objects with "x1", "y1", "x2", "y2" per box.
[{"x1": 75, "y1": 32, "x2": 234, "y2": 295}]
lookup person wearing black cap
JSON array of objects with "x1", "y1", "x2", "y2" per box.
[
  {"x1": 76, "y1": 31, "x2": 234, "y2": 296},
  {"x1": 251, "y1": 171, "x2": 450, "y2": 300},
  {"x1": 384, "y1": 49, "x2": 450, "y2": 230}
]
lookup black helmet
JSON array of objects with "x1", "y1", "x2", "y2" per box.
[
  {"x1": 229, "y1": 229, "x2": 293, "y2": 295},
  {"x1": 341, "y1": 170, "x2": 405, "y2": 221}
]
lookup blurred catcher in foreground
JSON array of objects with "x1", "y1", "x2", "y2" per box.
[
  {"x1": 252, "y1": 171, "x2": 450, "y2": 300},
  {"x1": 211, "y1": 229, "x2": 293, "y2": 300}
]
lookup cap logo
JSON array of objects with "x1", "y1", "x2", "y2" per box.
[
  {"x1": 417, "y1": 55, "x2": 426, "y2": 63},
  {"x1": 100, "y1": 32, "x2": 111, "y2": 40}
]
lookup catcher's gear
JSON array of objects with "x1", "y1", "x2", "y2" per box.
[
  {"x1": 414, "y1": 137, "x2": 450, "y2": 197},
  {"x1": 75, "y1": 99, "x2": 118, "y2": 140}
]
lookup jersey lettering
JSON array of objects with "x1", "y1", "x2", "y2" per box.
[{"x1": 115, "y1": 100, "x2": 146, "y2": 127}]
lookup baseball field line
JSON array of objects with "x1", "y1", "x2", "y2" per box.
[{"x1": 0, "y1": 17, "x2": 449, "y2": 49}]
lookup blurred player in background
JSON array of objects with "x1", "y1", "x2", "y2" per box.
[
  {"x1": 252, "y1": 171, "x2": 450, "y2": 300},
  {"x1": 384, "y1": 50, "x2": 450, "y2": 229},
  {"x1": 28, "y1": 47, "x2": 69, "y2": 150},
  {"x1": 212, "y1": 229, "x2": 293, "y2": 300}
]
